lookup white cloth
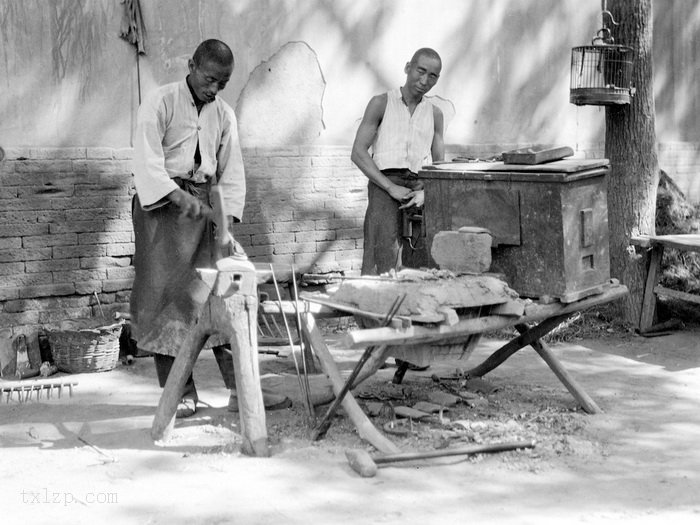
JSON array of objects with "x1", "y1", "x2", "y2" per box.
[
  {"x1": 132, "y1": 79, "x2": 246, "y2": 219},
  {"x1": 372, "y1": 88, "x2": 435, "y2": 174}
]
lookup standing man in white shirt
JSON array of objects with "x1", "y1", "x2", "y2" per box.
[
  {"x1": 351, "y1": 48, "x2": 444, "y2": 374},
  {"x1": 351, "y1": 48, "x2": 444, "y2": 276},
  {"x1": 131, "y1": 39, "x2": 289, "y2": 418}
]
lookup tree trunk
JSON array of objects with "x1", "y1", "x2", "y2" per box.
[{"x1": 605, "y1": 0, "x2": 659, "y2": 326}]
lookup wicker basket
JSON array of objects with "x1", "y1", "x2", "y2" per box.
[{"x1": 48, "y1": 322, "x2": 122, "y2": 374}]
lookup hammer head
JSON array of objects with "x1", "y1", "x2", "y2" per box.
[{"x1": 345, "y1": 449, "x2": 378, "y2": 478}]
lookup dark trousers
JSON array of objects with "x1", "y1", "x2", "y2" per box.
[
  {"x1": 361, "y1": 169, "x2": 423, "y2": 275},
  {"x1": 153, "y1": 345, "x2": 236, "y2": 402}
]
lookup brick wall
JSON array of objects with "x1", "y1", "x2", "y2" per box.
[
  {"x1": 0, "y1": 145, "x2": 367, "y2": 332},
  {"x1": 0, "y1": 147, "x2": 135, "y2": 332},
  {"x1": 234, "y1": 145, "x2": 366, "y2": 274},
  {"x1": 1, "y1": 142, "x2": 698, "y2": 332}
]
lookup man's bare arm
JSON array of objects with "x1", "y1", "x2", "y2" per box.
[
  {"x1": 431, "y1": 105, "x2": 445, "y2": 162},
  {"x1": 351, "y1": 94, "x2": 412, "y2": 202}
]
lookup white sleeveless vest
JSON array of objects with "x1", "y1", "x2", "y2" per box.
[{"x1": 372, "y1": 88, "x2": 434, "y2": 174}]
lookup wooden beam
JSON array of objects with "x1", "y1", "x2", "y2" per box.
[
  {"x1": 464, "y1": 314, "x2": 570, "y2": 378},
  {"x1": 300, "y1": 312, "x2": 400, "y2": 455},
  {"x1": 630, "y1": 234, "x2": 700, "y2": 253},
  {"x1": 344, "y1": 285, "x2": 629, "y2": 349},
  {"x1": 516, "y1": 325, "x2": 602, "y2": 414},
  {"x1": 654, "y1": 285, "x2": 700, "y2": 305},
  {"x1": 301, "y1": 294, "x2": 412, "y2": 327},
  {"x1": 639, "y1": 245, "x2": 664, "y2": 333}
]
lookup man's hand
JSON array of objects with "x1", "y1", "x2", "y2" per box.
[
  {"x1": 387, "y1": 184, "x2": 412, "y2": 202},
  {"x1": 167, "y1": 188, "x2": 212, "y2": 219},
  {"x1": 399, "y1": 189, "x2": 424, "y2": 209},
  {"x1": 229, "y1": 239, "x2": 247, "y2": 258}
]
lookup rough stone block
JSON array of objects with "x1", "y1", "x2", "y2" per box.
[{"x1": 430, "y1": 227, "x2": 493, "y2": 274}]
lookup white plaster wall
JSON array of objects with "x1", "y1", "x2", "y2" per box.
[
  {"x1": 0, "y1": 0, "x2": 606, "y2": 150},
  {"x1": 1, "y1": 0, "x2": 699, "y2": 193}
]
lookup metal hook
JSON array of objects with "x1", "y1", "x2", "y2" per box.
[{"x1": 602, "y1": 10, "x2": 620, "y2": 26}]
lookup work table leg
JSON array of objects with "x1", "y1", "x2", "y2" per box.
[
  {"x1": 639, "y1": 245, "x2": 664, "y2": 333},
  {"x1": 515, "y1": 325, "x2": 602, "y2": 414},
  {"x1": 465, "y1": 313, "x2": 569, "y2": 377}
]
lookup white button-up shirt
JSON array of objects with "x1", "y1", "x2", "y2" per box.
[{"x1": 132, "y1": 79, "x2": 246, "y2": 219}]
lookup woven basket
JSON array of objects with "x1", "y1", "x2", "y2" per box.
[{"x1": 49, "y1": 322, "x2": 122, "y2": 374}]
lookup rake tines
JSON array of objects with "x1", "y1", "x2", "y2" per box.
[{"x1": 1, "y1": 379, "x2": 78, "y2": 403}]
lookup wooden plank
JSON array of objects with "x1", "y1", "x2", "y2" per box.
[
  {"x1": 300, "y1": 312, "x2": 401, "y2": 455},
  {"x1": 639, "y1": 245, "x2": 664, "y2": 333},
  {"x1": 426, "y1": 158, "x2": 609, "y2": 174},
  {"x1": 259, "y1": 300, "x2": 336, "y2": 317},
  {"x1": 300, "y1": 295, "x2": 412, "y2": 327},
  {"x1": 630, "y1": 234, "x2": 700, "y2": 253},
  {"x1": 502, "y1": 145, "x2": 574, "y2": 165},
  {"x1": 653, "y1": 285, "x2": 700, "y2": 305},
  {"x1": 345, "y1": 284, "x2": 629, "y2": 349}
]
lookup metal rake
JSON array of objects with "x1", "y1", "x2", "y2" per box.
[{"x1": 1, "y1": 378, "x2": 78, "y2": 403}]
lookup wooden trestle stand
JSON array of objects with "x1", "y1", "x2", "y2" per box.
[{"x1": 151, "y1": 256, "x2": 269, "y2": 457}]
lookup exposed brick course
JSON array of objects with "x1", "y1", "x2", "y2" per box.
[
  {"x1": 4, "y1": 142, "x2": 695, "y2": 332},
  {"x1": 0, "y1": 145, "x2": 367, "y2": 331}
]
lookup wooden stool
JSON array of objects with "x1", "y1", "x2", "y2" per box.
[{"x1": 151, "y1": 259, "x2": 269, "y2": 457}]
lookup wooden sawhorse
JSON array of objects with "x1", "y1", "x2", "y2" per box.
[{"x1": 151, "y1": 262, "x2": 269, "y2": 457}]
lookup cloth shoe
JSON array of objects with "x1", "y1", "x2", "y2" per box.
[
  {"x1": 175, "y1": 397, "x2": 197, "y2": 419},
  {"x1": 228, "y1": 389, "x2": 292, "y2": 412}
]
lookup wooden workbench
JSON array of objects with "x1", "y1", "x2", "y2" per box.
[
  {"x1": 630, "y1": 234, "x2": 700, "y2": 332},
  {"x1": 301, "y1": 282, "x2": 628, "y2": 453}
]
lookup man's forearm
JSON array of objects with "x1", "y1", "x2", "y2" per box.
[{"x1": 351, "y1": 149, "x2": 393, "y2": 192}]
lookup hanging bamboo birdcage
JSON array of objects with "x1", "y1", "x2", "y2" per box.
[
  {"x1": 570, "y1": 42, "x2": 634, "y2": 105},
  {"x1": 569, "y1": 4, "x2": 635, "y2": 107}
]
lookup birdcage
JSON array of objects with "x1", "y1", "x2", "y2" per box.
[
  {"x1": 570, "y1": 42, "x2": 634, "y2": 105},
  {"x1": 569, "y1": 3, "x2": 634, "y2": 107}
]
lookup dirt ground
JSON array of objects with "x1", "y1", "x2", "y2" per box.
[{"x1": 1, "y1": 318, "x2": 700, "y2": 525}]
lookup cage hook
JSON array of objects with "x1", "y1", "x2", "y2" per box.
[
  {"x1": 600, "y1": 0, "x2": 619, "y2": 26},
  {"x1": 601, "y1": 10, "x2": 619, "y2": 27}
]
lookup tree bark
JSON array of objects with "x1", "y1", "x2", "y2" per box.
[{"x1": 605, "y1": 0, "x2": 659, "y2": 326}]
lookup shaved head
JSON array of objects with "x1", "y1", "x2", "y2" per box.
[
  {"x1": 410, "y1": 48, "x2": 441, "y2": 67},
  {"x1": 193, "y1": 39, "x2": 234, "y2": 67}
]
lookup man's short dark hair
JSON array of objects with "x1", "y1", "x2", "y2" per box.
[
  {"x1": 410, "y1": 48, "x2": 441, "y2": 66},
  {"x1": 193, "y1": 39, "x2": 234, "y2": 67}
]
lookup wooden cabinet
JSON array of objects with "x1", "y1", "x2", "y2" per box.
[{"x1": 412, "y1": 159, "x2": 611, "y2": 303}]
